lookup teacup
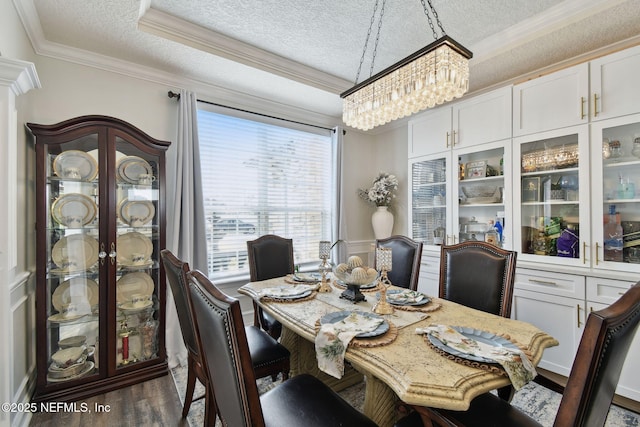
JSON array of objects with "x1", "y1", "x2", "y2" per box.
[
  {"x1": 137, "y1": 174, "x2": 156, "y2": 186},
  {"x1": 62, "y1": 303, "x2": 80, "y2": 318},
  {"x1": 130, "y1": 253, "x2": 147, "y2": 265},
  {"x1": 131, "y1": 293, "x2": 150, "y2": 308},
  {"x1": 130, "y1": 216, "x2": 145, "y2": 227},
  {"x1": 64, "y1": 215, "x2": 83, "y2": 228},
  {"x1": 63, "y1": 167, "x2": 81, "y2": 180}
]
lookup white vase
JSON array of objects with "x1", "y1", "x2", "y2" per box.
[{"x1": 371, "y1": 206, "x2": 394, "y2": 239}]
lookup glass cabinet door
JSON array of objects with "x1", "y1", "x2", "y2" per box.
[
  {"x1": 113, "y1": 134, "x2": 161, "y2": 368},
  {"x1": 591, "y1": 113, "x2": 640, "y2": 272},
  {"x1": 514, "y1": 125, "x2": 590, "y2": 267},
  {"x1": 410, "y1": 155, "x2": 449, "y2": 248},
  {"x1": 44, "y1": 134, "x2": 101, "y2": 384},
  {"x1": 456, "y1": 141, "x2": 508, "y2": 248}
]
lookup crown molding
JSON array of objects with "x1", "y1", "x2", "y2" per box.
[
  {"x1": 0, "y1": 57, "x2": 41, "y2": 95},
  {"x1": 138, "y1": 7, "x2": 352, "y2": 94},
  {"x1": 469, "y1": 0, "x2": 629, "y2": 64}
]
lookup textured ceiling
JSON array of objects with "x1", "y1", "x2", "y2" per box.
[{"x1": 16, "y1": 0, "x2": 640, "y2": 126}]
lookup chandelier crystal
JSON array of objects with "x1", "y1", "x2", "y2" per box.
[{"x1": 341, "y1": 1, "x2": 472, "y2": 131}]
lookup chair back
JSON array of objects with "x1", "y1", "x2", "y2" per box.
[
  {"x1": 247, "y1": 234, "x2": 294, "y2": 281},
  {"x1": 439, "y1": 241, "x2": 517, "y2": 317},
  {"x1": 376, "y1": 235, "x2": 423, "y2": 290},
  {"x1": 160, "y1": 249, "x2": 199, "y2": 357},
  {"x1": 187, "y1": 269, "x2": 265, "y2": 427},
  {"x1": 554, "y1": 282, "x2": 640, "y2": 427}
]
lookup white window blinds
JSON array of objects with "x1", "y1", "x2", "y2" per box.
[{"x1": 197, "y1": 107, "x2": 333, "y2": 280}]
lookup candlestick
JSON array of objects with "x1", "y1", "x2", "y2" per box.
[
  {"x1": 373, "y1": 247, "x2": 394, "y2": 314},
  {"x1": 318, "y1": 240, "x2": 332, "y2": 292}
]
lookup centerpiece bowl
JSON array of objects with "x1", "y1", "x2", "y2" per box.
[{"x1": 333, "y1": 256, "x2": 378, "y2": 303}]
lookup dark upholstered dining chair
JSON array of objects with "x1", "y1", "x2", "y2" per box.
[
  {"x1": 247, "y1": 234, "x2": 295, "y2": 340},
  {"x1": 186, "y1": 268, "x2": 378, "y2": 427},
  {"x1": 161, "y1": 250, "x2": 290, "y2": 424},
  {"x1": 396, "y1": 281, "x2": 640, "y2": 427},
  {"x1": 376, "y1": 235, "x2": 424, "y2": 290},
  {"x1": 439, "y1": 241, "x2": 517, "y2": 318}
]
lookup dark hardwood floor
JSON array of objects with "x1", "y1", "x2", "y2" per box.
[{"x1": 29, "y1": 374, "x2": 188, "y2": 427}]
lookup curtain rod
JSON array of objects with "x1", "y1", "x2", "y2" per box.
[{"x1": 168, "y1": 90, "x2": 342, "y2": 133}]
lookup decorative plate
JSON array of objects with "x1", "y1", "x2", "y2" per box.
[
  {"x1": 320, "y1": 311, "x2": 389, "y2": 338},
  {"x1": 51, "y1": 193, "x2": 97, "y2": 227},
  {"x1": 384, "y1": 289, "x2": 431, "y2": 306},
  {"x1": 116, "y1": 156, "x2": 153, "y2": 184},
  {"x1": 266, "y1": 289, "x2": 312, "y2": 300},
  {"x1": 261, "y1": 286, "x2": 313, "y2": 299},
  {"x1": 52, "y1": 277, "x2": 99, "y2": 312},
  {"x1": 51, "y1": 234, "x2": 100, "y2": 271},
  {"x1": 52, "y1": 150, "x2": 98, "y2": 181},
  {"x1": 116, "y1": 272, "x2": 154, "y2": 303},
  {"x1": 117, "y1": 199, "x2": 155, "y2": 226},
  {"x1": 336, "y1": 279, "x2": 377, "y2": 289},
  {"x1": 116, "y1": 232, "x2": 153, "y2": 265},
  {"x1": 427, "y1": 326, "x2": 519, "y2": 363}
]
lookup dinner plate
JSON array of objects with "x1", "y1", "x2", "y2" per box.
[
  {"x1": 427, "y1": 326, "x2": 519, "y2": 363},
  {"x1": 384, "y1": 289, "x2": 431, "y2": 306},
  {"x1": 116, "y1": 232, "x2": 153, "y2": 265},
  {"x1": 116, "y1": 272, "x2": 154, "y2": 303},
  {"x1": 320, "y1": 311, "x2": 389, "y2": 338},
  {"x1": 52, "y1": 277, "x2": 99, "y2": 312},
  {"x1": 116, "y1": 156, "x2": 153, "y2": 184},
  {"x1": 117, "y1": 198, "x2": 155, "y2": 226},
  {"x1": 336, "y1": 279, "x2": 377, "y2": 289},
  {"x1": 293, "y1": 273, "x2": 321, "y2": 282},
  {"x1": 51, "y1": 193, "x2": 97, "y2": 227},
  {"x1": 51, "y1": 234, "x2": 100, "y2": 271},
  {"x1": 52, "y1": 150, "x2": 98, "y2": 181},
  {"x1": 262, "y1": 286, "x2": 313, "y2": 300},
  {"x1": 47, "y1": 361, "x2": 94, "y2": 383}
]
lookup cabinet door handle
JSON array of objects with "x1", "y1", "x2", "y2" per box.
[
  {"x1": 452, "y1": 130, "x2": 457, "y2": 147},
  {"x1": 582, "y1": 242, "x2": 587, "y2": 264},
  {"x1": 446, "y1": 132, "x2": 450, "y2": 148},
  {"x1": 593, "y1": 93, "x2": 599, "y2": 117},
  {"x1": 528, "y1": 279, "x2": 557, "y2": 286},
  {"x1": 595, "y1": 242, "x2": 600, "y2": 265},
  {"x1": 99, "y1": 243, "x2": 107, "y2": 266},
  {"x1": 109, "y1": 242, "x2": 117, "y2": 265},
  {"x1": 577, "y1": 304, "x2": 582, "y2": 328},
  {"x1": 580, "y1": 97, "x2": 586, "y2": 119}
]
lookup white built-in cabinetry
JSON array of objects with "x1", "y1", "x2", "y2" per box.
[{"x1": 409, "y1": 43, "x2": 640, "y2": 403}]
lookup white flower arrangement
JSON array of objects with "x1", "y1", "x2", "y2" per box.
[{"x1": 358, "y1": 172, "x2": 398, "y2": 207}]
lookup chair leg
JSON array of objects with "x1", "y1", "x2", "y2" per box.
[
  {"x1": 252, "y1": 301, "x2": 261, "y2": 328},
  {"x1": 203, "y1": 387, "x2": 217, "y2": 427},
  {"x1": 182, "y1": 358, "x2": 196, "y2": 418}
]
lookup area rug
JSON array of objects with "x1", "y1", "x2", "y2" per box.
[{"x1": 170, "y1": 365, "x2": 639, "y2": 426}]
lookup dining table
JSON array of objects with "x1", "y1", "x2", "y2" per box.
[{"x1": 239, "y1": 275, "x2": 558, "y2": 427}]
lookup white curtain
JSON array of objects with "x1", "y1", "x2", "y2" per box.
[
  {"x1": 165, "y1": 89, "x2": 208, "y2": 368},
  {"x1": 332, "y1": 126, "x2": 348, "y2": 263}
]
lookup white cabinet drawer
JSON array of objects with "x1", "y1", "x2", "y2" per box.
[
  {"x1": 514, "y1": 268, "x2": 585, "y2": 299},
  {"x1": 586, "y1": 277, "x2": 636, "y2": 305}
]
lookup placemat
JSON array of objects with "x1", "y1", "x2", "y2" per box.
[
  {"x1": 261, "y1": 291, "x2": 317, "y2": 303},
  {"x1": 315, "y1": 319, "x2": 398, "y2": 347}
]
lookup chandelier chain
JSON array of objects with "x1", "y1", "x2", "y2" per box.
[
  {"x1": 355, "y1": 0, "x2": 381, "y2": 84},
  {"x1": 369, "y1": 0, "x2": 386, "y2": 78},
  {"x1": 421, "y1": 0, "x2": 446, "y2": 39}
]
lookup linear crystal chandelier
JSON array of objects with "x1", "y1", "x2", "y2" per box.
[{"x1": 341, "y1": 0, "x2": 472, "y2": 131}]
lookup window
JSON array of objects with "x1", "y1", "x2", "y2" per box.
[{"x1": 197, "y1": 106, "x2": 334, "y2": 280}]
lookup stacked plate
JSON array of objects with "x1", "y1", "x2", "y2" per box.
[
  {"x1": 261, "y1": 285, "x2": 314, "y2": 300},
  {"x1": 52, "y1": 150, "x2": 98, "y2": 181},
  {"x1": 47, "y1": 346, "x2": 95, "y2": 382}
]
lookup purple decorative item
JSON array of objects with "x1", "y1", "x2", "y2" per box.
[{"x1": 557, "y1": 228, "x2": 579, "y2": 258}]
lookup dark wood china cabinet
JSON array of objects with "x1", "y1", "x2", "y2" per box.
[{"x1": 27, "y1": 115, "x2": 170, "y2": 402}]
